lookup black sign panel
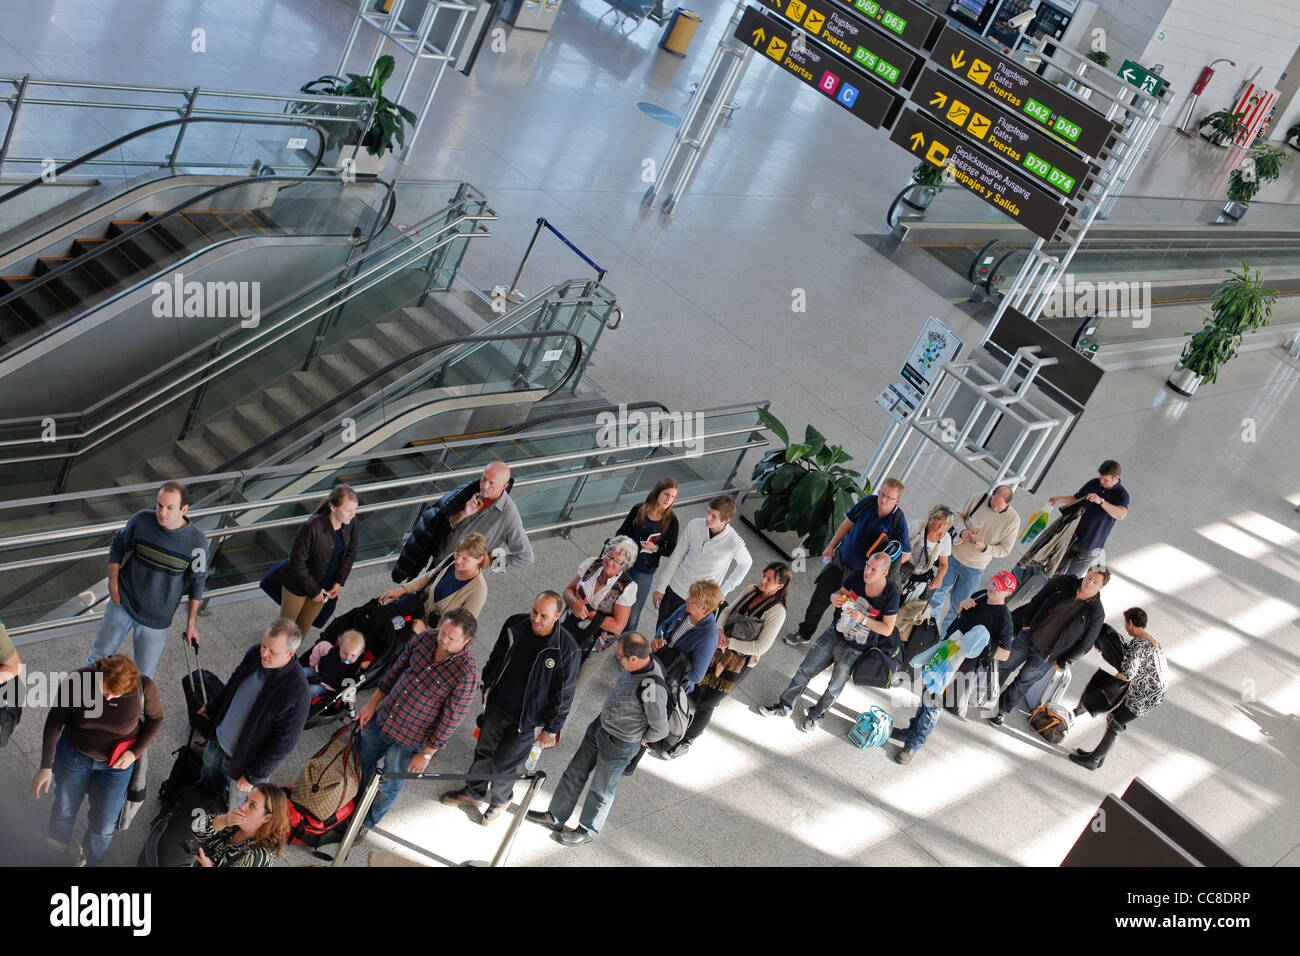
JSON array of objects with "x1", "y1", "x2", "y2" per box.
[
  {"x1": 828, "y1": 0, "x2": 945, "y2": 53},
  {"x1": 911, "y1": 66, "x2": 1094, "y2": 200},
  {"x1": 986, "y1": 305, "x2": 1103, "y2": 406},
  {"x1": 753, "y1": 0, "x2": 923, "y2": 90},
  {"x1": 890, "y1": 109, "x2": 1066, "y2": 241},
  {"x1": 734, "y1": 6, "x2": 903, "y2": 130},
  {"x1": 930, "y1": 24, "x2": 1116, "y2": 157}
]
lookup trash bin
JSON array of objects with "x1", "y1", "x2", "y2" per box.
[{"x1": 659, "y1": 8, "x2": 701, "y2": 57}]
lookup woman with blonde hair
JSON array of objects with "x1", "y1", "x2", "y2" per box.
[
  {"x1": 382, "y1": 531, "x2": 490, "y2": 626},
  {"x1": 193, "y1": 782, "x2": 290, "y2": 867}
]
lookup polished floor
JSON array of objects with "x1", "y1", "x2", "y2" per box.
[{"x1": 1, "y1": 0, "x2": 1298, "y2": 867}]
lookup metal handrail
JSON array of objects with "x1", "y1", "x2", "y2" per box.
[
  {"x1": 0, "y1": 172, "x2": 385, "y2": 314},
  {"x1": 0, "y1": 211, "x2": 497, "y2": 462},
  {"x1": 215, "y1": 328, "x2": 588, "y2": 471},
  {"x1": 0, "y1": 117, "x2": 330, "y2": 207}
]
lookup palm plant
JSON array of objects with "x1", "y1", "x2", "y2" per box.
[
  {"x1": 297, "y1": 55, "x2": 417, "y2": 157},
  {"x1": 1176, "y1": 264, "x2": 1277, "y2": 386},
  {"x1": 1199, "y1": 109, "x2": 1248, "y2": 147},
  {"x1": 749, "y1": 408, "x2": 867, "y2": 556}
]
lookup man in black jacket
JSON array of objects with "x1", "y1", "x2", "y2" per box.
[
  {"x1": 198, "y1": 618, "x2": 310, "y2": 810},
  {"x1": 441, "y1": 591, "x2": 579, "y2": 824},
  {"x1": 991, "y1": 568, "x2": 1109, "y2": 725}
]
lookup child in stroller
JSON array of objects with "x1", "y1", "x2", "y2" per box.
[{"x1": 303, "y1": 629, "x2": 367, "y2": 704}]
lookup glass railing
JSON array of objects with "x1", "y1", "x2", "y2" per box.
[
  {"x1": 0, "y1": 182, "x2": 494, "y2": 497},
  {"x1": 0, "y1": 404, "x2": 771, "y2": 634},
  {"x1": 0, "y1": 175, "x2": 395, "y2": 367}
]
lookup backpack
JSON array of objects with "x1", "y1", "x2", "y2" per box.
[
  {"x1": 847, "y1": 706, "x2": 894, "y2": 749},
  {"x1": 644, "y1": 647, "x2": 695, "y2": 753},
  {"x1": 1028, "y1": 703, "x2": 1073, "y2": 744}
]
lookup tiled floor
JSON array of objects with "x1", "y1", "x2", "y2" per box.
[{"x1": 2, "y1": 0, "x2": 1299, "y2": 868}]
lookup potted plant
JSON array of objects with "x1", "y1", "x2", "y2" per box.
[
  {"x1": 1085, "y1": 50, "x2": 1110, "y2": 68},
  {"x1": 743, "y1": 407, "x2": 867, "y2": 559},
  {"x1": 1221, "y1": 143, "x2": 1290, "y2": 219},
  {"x1": 295, "y1": 54, "x2": 416, "y2": 174},
  {"x1": 1198, "y1": 108, "x2": 1248, "y2": 147},
  {"x1": 902, "y1": 161, "x2": 945, "y2": 210},
  {"x1": 1287, "y1": 121, "x2": 1300, "y2": 151},
  {"x1": 1167, "y1": 264, "x2": 1277, "y2": 395}
]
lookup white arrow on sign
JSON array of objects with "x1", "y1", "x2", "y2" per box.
[{"x1": 1121, "y1": 68, "x2": 1137, "y2": 82}]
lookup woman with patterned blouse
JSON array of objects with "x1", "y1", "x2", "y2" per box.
[
  {"x1": 192, "y1": 783, "x2": 290, "y2": 867},
  {"x1": 1071, "y1": 607, "x2": 1167, "y2": 770}
]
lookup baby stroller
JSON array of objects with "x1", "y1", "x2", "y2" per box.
[{"x1": 299, "y1": 593, "x2": 423, "y2": 729}]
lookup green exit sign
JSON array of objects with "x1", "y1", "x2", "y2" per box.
[{"x1": 1119, "y1": 60, "x2": 1165, "y2": 96}]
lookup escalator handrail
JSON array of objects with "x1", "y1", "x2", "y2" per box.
[
  {"x1": 500, "y1": 400, "x2": 669, "y2": 435},
  {"x1": 0, "y1": 116, "x2": 332, "y2": 208},
  {"x1": 0, "y1": 220, "x2": 497, "y2": 463},
  {"x1": 215, "y1": 329, "x2": 588, "y2": 471},
  {"x1": 0, "y1": 172, "x2": 392, "y2": 317}
]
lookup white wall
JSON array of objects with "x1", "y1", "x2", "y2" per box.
[
  {"x1": 1083, "y1": 0, "x2": 1174, "y2": 75},
  {"x1": 1139, "y1": 0, "x2": 1300, "y2": 137}
]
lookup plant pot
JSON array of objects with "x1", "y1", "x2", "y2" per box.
[
  {"x1": 1221, "y1": 200, "x2": 1249, "y2": 221},
  {"x1": 1166, "y1": 363, "x2": 1203, "y2": 396},
  {"x1": 739, "y1": 492, "x2": 806, "y2": 560},
  {"x1": 901, "y1": 183, "x2": 939, "y2": 210},
  {"x1": 1199, "y1": 127, "x2": 1231, "y2": 147},
  {"x1": 1288, "y1": 135, "x2": 1300, "y2": 151},
  {"x1": 339, "y1": 144, "x2": 391, "y2": 177}
]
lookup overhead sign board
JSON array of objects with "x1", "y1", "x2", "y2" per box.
[
  {"x1": 1119, "y1": 59, "x2": 1166, "y2": 96},
  {"x1": 930, "y1": 24, "x2": 1116, "y2": 157},
  {"x1": 734, "y1": 6, "x2": 903, "y2": 129},
  {"x1": 840, "y1": 0, "x2": 944, "y2": 52},
  {"x1": 753, "y1": 0, "x2": 924, "y2": 90},
  {"x1": 986, "y1": 305, "x2": 1103, "y2": 406},
  {"x1": 911, "y1": 66, "x2": 1094, "y2": 200},
  {"x1": 890, "y1": 109, "x2": 1068, "y2": 241}
]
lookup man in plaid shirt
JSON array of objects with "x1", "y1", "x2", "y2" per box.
[{"x1": 355, "y1": 607, "x2": 479, "y2": 832}]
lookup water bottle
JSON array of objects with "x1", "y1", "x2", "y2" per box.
[{"x1": 525, "y1": 742, "x2": 543, "y2": 771}]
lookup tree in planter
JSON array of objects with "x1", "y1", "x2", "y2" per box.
[
  {"x1": 1198, "y1": 108, "x2": 1248, "y2": 147},
  {"x1": 295, "y1": 55, "x2": 417, "y2": 158},
  {"x1": 749, "y1": 408, "x2": 867, "y2": 557},
  {"x1": 1288, "y1": 122, "x2": 1300, "y2": 150},
  {"x1": 1085, "y1": 50, "x2": 1110, "y2": 68},
  {"x1": 1226, "y1": 144, "x2": 1291, "y2": 204},
  {"x1": 1173, "y1": 264, "x2": 1277, "y2": 389}
]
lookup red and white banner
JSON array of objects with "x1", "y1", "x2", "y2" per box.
[{"x1": 1231, "y1": 83, "x2": 1279, "y2": 147}]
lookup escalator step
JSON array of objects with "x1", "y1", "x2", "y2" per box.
[
  {"x1": 34, "y1": 256, "x2": 75, "y2": 276},
  {"x1": 147, "y1": 212, "x2": 208, "y2": 252},
  {"x1": 45, "y1": 265, "x2": 108, "y2": 311},
  {"x1": 4, "y1": 281, "x2": 69, "y2": 329},
  {"x1": 181, "y1": 211, "x2": 240, "y2": 241},
  {"x1": 0, "y1": 304, "x2": 34, "y2": 340},
  {"x1": 116, "y1": 228, "x2": 182, "y2": 274},
  {"x1": 80, "y1": 244, "x2": 146, "y2": 291},
  {"x1": 104, "y1": 220, "x2": 146, "y2": 239}
]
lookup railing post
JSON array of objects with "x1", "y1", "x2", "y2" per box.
[
  {"x1": 0, "y1": 74, "x2": 30, "y2": 175},
  {"x1": 506, "y1": 218, "x2": 546, "y2": 303},
  {"x1": 166, "y1": 87, "x2": 200, "y2": 169},
  {"x1": 179, "y1": 336, "x2": 226, "y2": 440},
  {"x1": 489, "y1": 771, "x2": 546, "y2": 867},
  {"x1": 196, "y1": 472, "x2": 247, "y2": 615},
  {"x1": 51, "y1": 416, "x2": 82, "y2": 497},
  {"x1": 331, "y1": 771, "x2": 382, "y2": 866}
]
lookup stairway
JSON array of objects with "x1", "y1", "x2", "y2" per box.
[{"x1": 0, "y1": 208, "x2": 281, "y2": 347}]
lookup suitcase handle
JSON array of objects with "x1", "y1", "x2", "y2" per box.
[{"x1": 181, "y1": 638, "x2": 208, "y2": 708}]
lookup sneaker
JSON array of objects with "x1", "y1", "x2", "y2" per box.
[
  {"x1": 557, "y1": 826, "x2": 596, "y2": 846},
  {"x1": 525, "y1": 810, "x2": 563, "y2": 831},
  {"x1": 799, "y1": 712, "x2": 819, "y2": 732},
  {"x1": 889, "y1": 725, "x2": 909, "y2": 742},
  {"x1": 758, "y1": 703, "x2": 791, "y2": 718},
  {"x1": 783, "y1": 632, "x2": 810, "y2": 646},
  {"x1": 988, "y1": 713, "x2": 1005, "y2": 726},
  {"x1": 440, "y1": 789, "x2": 480, "y2": 808},
  {"x1": 664, "y1": 741, "x2": 691, "y2": 760},
  {"x1": 480, "y1": 805, "x2": 505, "y2": 825},
  {"x1": 895, "y1": 747, "x2": 916, "y2": 765}
]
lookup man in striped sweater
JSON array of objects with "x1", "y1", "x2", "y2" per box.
[{"x1": 87, "y1": 481, "x2": 208, "y2": 679}]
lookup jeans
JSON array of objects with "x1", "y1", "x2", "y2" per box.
[
  {"x1": 200, "y1": 738, "x2": 262, "y2": 811},
  {"x1": 795, "y1": 559, "x2": 847, "y2": 640},
  {"x1": 358, "y1": 720, "x2": 422, "y2": 828},
  {"x1": 681, "y1": 668, "x2": 748, "y2": 745},
  {"x1": 932, "y1": 556, "x2": 986, "y2": 635},
  {"x1": 997, "y1": 630, "x2": 1055, "y2": 714},
  {"x1": 1064, "y1": 546, "x2": 1106, "y2": 577},
  {"x1": 547, "y1": 717, "x2": 641, "y2": 834},
  {"x1": 47, "y1": 735, "x2": 133, "y2": 866},
  {"x1": 903, "y1": 694, "x2": 944, "y2": 752},
  {"x1": 463, "y1": 704, "x2": 537, "y2": 809},
  {"x1": 626, "y1": 567, "x2": 657, "y2": 633},
  {"x1": 88, "y1": 600, "x2": 170, "y2": 679},
  {"x1": 777, "y1": 626, "x2": 865, "y2": 720}
]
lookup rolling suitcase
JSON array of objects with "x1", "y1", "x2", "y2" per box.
[{"x1": 181, "y1": 639, "x2": 224, "y2": 739}]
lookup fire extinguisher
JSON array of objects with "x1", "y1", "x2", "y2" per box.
[
  {"x1": 1191, "y1": 65, "x2": 1217, "y2": 95},
  {"x1": 1177, "y1": 58, "x2": 1236, "y2": 137}
]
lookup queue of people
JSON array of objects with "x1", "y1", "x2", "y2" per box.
[{"x1": 22, "y1": 454, "x2": 1164, "y2": 864}]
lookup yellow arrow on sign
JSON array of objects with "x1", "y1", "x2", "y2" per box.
[
  {"x1": 950, "y1": 50, "x2": 967, "y2": 70},
  {"x1": 752, "y1": 27, "x2": 767, "y2": 44},
  {"x1": 909, "y1": 132, "x2": 925, "y2": 150},
  {"x1": 929, "y1": 91, "x2": 947, "y2": 109}
]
